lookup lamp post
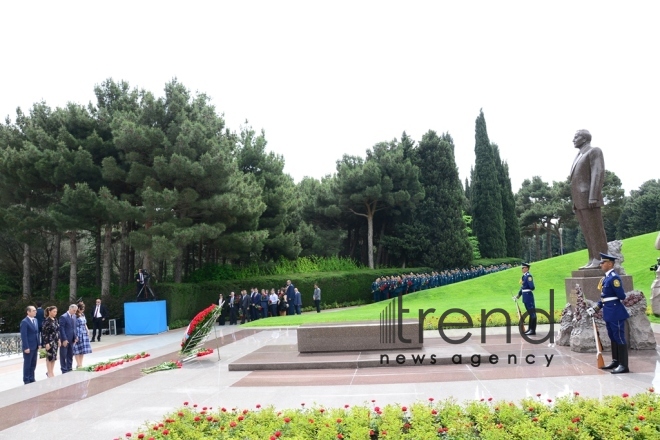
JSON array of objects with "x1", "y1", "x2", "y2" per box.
[{"x1": 558, "y1": 227, "x2": 564, "y2": 255}]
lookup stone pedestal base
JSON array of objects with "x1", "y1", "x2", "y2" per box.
[{"x1": 565, "y1": 268, "x2": 634, "y2": 307}]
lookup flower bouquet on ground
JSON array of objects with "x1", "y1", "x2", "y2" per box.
[
  {"x1": 79, "y1": 352, "x2": 150, "y2": 372},
  {"x1": 180, "y1": 304, "x2": 222, "y2": 357},
  {"x1": 141, "y1": 360, "x2": 182, "y2": 374},
  {"x1": 195, "y1": 348, "x2": 214, "y2": 357}
]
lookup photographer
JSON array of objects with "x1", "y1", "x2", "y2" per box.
[{"x1": 136, "y1": 269, "x2": 151, "y2": 301}]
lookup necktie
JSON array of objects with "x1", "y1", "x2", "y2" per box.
[{"x1": 95, "y1": 306, "x2": 100, "y2": 318}]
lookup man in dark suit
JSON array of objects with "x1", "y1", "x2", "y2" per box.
[
  {"x1": 286, "y1": 280, "x2": 296, "y2": 315},
  {"x1": 228, "y1": 292, "x2": 238, "y2": 325},
  {"x1": 35, "y1": 301, "x2": 44, "y2": 346},
  {"x1": 136, "y1": 269, "x2": 145, "y2": 300},
  {"x1": 59, "y1": 304, "x2": 78, "y2": 373},
  {"x1": 20, "y1": 305, "x2": 40, "y2": 384},
  {"x1": 90, "y1": 298, "x2": 109, "y2": 342},
  {"x1": 569, "y1": 129, "x2": 608, "y2": 269},
  {"x1": 240, "y1": 290, "x2": 250, "y2": 324}
]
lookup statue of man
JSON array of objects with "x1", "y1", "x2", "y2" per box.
[{"x1": 569, "y1": 129, "x2": 608, "y2": 269}]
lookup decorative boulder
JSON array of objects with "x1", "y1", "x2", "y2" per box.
[
  {"x1": 555, "y1": 304, "x2": 573, "y2": 346},
  {"x1": 569, "y1": 293, "x2": 609, "y2": 352},
  {"x1": 567, "y1": 289, "x2": 656, "y2": 352},
  {"x1": 624, "y1": 291, "x2": 656, "y2": 349}
]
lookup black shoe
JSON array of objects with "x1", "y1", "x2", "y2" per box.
[
  {"x1": 611, "y1": 344, "x2": 629, "y2": 374},
  {"x1": 524, "y1": 330, "x2": 536, "y2": 335},
  {"x1": 611, "y1": 365, "x2": 629, "y2": 374},
  {"x1": 601, "y1": 360, "x2": 619, "y2": 370}
]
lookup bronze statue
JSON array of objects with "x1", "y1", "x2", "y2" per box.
[{"x1": 569, "y1": 129, "x2": 608, "y2": 269}]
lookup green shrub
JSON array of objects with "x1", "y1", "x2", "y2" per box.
[
  {"x1": 116, "y1": 390, "x2": 660, "y2": 439},
  {"x1": 169, "y1": 319, "x2": 189, "y2": 330}
]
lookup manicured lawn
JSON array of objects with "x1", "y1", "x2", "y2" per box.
[{"x1": 241, "y1": 231, "x2": 660, "y2": 327}]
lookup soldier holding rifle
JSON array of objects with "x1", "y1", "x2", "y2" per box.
[
  {"x1": 587, "y1": 253, "x2": 630, "y2": 374},
  {"x1": 512, "y1": 262, "x2": 536, "y2": 335}
]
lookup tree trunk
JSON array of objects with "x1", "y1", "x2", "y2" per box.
[
  {"x1": 367, "y1": 212, "x2": 374, "y2": 269},
  {"x1": 119, "y1": 221, "x2": 128, "y2": 288},
  {"x1": 101, "y1": 224, "x2": 112, "y2": 298},
  {"x1": 199, "y1": 238, "x2": 203, "y2": 268},
  {"x1": 348, "y1": 229, "x2": 357, "y2": 260},
  {"x1": 95, "y1": 222, "x2": 102, "y2": 288},
  {"x1": 129, "y1": 241, "x2": 135, "y2": 285},
  {"x1": 174, "y1": 249, "x2": 183, "y2": 283},
  {"x1": 69, "y1": 230, "x2": 78, "y2": 303},
  {"x1": 375, "y1": 220, "x2": 386, "y2": 267},
  {"x1": 184, "y1": 245, "x2": 190, "y2": 279},
  {"x1": 22, "y1": 242, "x2": 31, "y2": 299},
  {"x1": 546, "y1": 220, "x2": 553, "y2": 258},
  {"x1": 534, "y1": 231, "x2": 540, "y2": 262},
  {"x1": 50, "y1": 233, "x2": 61, "y2": 300}
]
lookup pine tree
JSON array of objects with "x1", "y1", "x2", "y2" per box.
[{"x1": 471, "y1": 110, "x2": 506, "y2": 258}]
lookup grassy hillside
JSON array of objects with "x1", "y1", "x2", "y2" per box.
[{"x1": 242, "y1": 231, "x2": 660, "y2": 327}]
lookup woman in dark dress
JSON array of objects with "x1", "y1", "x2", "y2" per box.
[{"x1": 41, "y1": 306, "x2": 60, "y2": 378}]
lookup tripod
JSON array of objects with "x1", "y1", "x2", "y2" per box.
[{"x1": 136, "y1": 281, "x2": 156, "y2": 301}]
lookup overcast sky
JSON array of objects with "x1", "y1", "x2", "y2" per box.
[{"x1": 2, "y1": 1, "x2": 658, "y2": 195}]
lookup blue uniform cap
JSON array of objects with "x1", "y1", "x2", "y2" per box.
[
  {"x1": 599, "y1": 252, "x2": 617, "y2": 262},
  {"x1": 521, "y1": 262, "x2": 530, "y2": 268}
]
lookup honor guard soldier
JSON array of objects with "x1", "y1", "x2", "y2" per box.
[
  {"x1": 587, "y1": 253, "x2": 630, "y2": 374},
  {"x1": 513, "y1": 262, "x2": 536, "y2": 335}
]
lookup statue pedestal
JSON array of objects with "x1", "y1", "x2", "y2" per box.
[{"x1": 564, "y1": 268, "x2": 634, "y2": 307}]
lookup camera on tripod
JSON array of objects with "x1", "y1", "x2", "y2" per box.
[
  {"x1": 651, "y1": 257, "x2": 660, "y2": 272},
  {"x1": 136, "y1": 268, "x2": 156, "y2": 301}
]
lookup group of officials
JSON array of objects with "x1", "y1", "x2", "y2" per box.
[
  {"x1": 20, "y1": 298, "x2": 109, "y2": 384},
  {"x1": 371, "y1": 264, "x2": 513, "y2": 302},
  {"x1": 217, "y1": 281, "x2": 322, "y2": 325}
]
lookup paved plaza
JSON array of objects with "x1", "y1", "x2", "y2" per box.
[{"x1": 1, "y1": 323, "x2": 659, "y2": 440}]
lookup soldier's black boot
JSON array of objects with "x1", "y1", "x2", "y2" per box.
[
  {"x1": 524, "y1": 318, "x2": 536, "y2": 335},
  {"x1": 611, "y1": 344, "x2": 629, "y2": 374},
  {"x1": 601, "y1": 342, "x2": 619, "y2": 370}
]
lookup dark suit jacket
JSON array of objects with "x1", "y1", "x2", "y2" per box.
[
  {"x1": 20, "y1": 317, "x2": 39, "y2": 351},
  {"x1": 59, "y1": 312, "x2": 78, "y2": 342},
  {"x1": 92, "y1": 304, "x2": 109, "y2": 320},
  {"x1": 570, "y1": 145, "x2": 605, "y2": 210},
  {"x1": 35, "y1": 308, "x2": 44, "y2": 331},
  {"x1": 286, "y1": 284, "x2": 296, "y2": 304}
]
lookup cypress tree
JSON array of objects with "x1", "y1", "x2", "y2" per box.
[
  {"x1": 471, "y1": 110, "x2": 507, "y2": 258},
  {"x1": 413, "y1": 130, "x2": 472, "y2": 268},
  {"x1": 492, "y1": 144, "x2": 521, "y2": 257}
]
